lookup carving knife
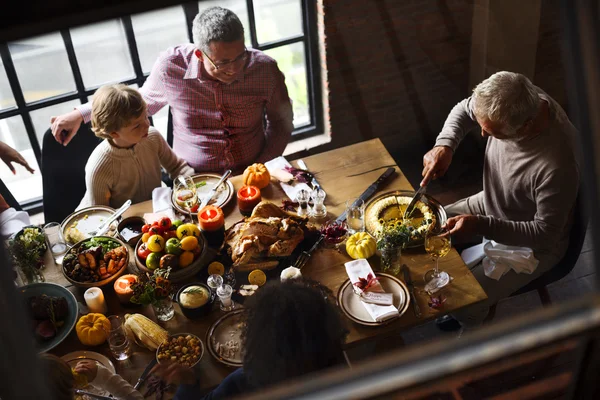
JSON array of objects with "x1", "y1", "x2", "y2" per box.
[
  {"x1": 297, "y1": 159, "x2": 322, "y2": 191},
  {"x1": 401, "y1": 264, "x2": 422, "y2": 318},
  {"x1": 134, "y1": 358, "x2": 157, "y2": 390},
  {"x1": 199, "y1": 169, "x2": 232, "y2": 210},
  {"x1": 403, "y1": 184, "x2": 427, "y2": 220},
  {"x1": 336, "y1": 167, "x2": 396, "y2": 222}
]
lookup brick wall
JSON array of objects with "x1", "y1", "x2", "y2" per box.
[{"x1": 313, "y1": 0, "x2": 568, "y2": 184}]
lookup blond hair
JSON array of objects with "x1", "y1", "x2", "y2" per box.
[
  {"x1": 91, "y1": 84, "x2": 147, "y2": 140},
  {"x1": 472, "y1": 71, "x2": 541, "y2": 135},
  {"x1": 39, "y1": 353, "x2": 74, "y2": 400}
]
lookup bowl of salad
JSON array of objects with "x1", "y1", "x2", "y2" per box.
[{"x1": 62, "y1": 236, "x2": 129, "y2": 288}]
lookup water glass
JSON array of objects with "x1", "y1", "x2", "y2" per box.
[
  {"x1": 107, "y1": 316, "x2": 131, "y2": 361},
  {"x1": 345, "y1": 198, "x2": 365, "y2": 234},
  {"x1": 43, "y1": 222, "x2": 68, "y2": 264},
  {"x1": 217, "y1": 284, "x2": 235, "y2": 312},
  {"x1": 207, "y1": 274, "x2": 223, "y2": 294}
]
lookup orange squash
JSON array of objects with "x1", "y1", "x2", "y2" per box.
[
  {"x1": 242, "y1": 163, "x2": 271, "y2": 189},
  {"x1": 76, "y1": 313, "x2": 111, "y2": 346}
]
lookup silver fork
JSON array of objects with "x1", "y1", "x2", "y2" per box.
[
  {"x1": 293, "y1": 235, "x2": 324, "y2": 270},
  {"x1": 88, "y1": 199, "x2": 132, "y2": 236}
]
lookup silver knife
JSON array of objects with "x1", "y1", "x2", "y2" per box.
[
  {"x1": 337, "y1": 167, "x2": 395, "y2": 222},
  {"x1": 199, "y1": 169, "x2": 232, "y2": 210},
  {"x1": 134, "y1": 358, "x2": 157, "y2": 390},
  {"x1": 403, "y1": 184, "x2": 427, "y2": 220},
  {"x1": 401, "y1": 264, "x2": 422, "y2": 318},
  {"x1": 297, "y1": 160, "x2": 322, "y2": 191},
  {"x1": 92, "y1": 199, "x2": 132, "y2": 236}
]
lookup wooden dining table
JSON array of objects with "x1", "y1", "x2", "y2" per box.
[{"x1": 43, "y1": 138, "x2": 487, "y2": 397}]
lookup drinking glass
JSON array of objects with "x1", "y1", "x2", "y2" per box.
[
  {"x1": 207, "y1": 274, "x2": 223, "y2": 294},
  {"x1": 345, "y1": 198, "x2": 365, "y2": 234},
  {"x1": 423, "y1": 230, "x2": 452, "y2": 293},
  {"x1": 175, "y1": 176, "x2": 197, "y2": 221},
  {"x1": 107, "y1": 316, "x2": 131, "y2": 361},
  {"x1": 310, "y1": 188, "x2": 327, "y2": 218},
  {"x1": 43, "y1": 222, "x2": 68, "y2": 264},
  {"x1": 217, "y1": 284, "x2": 235, "y2": 312}
]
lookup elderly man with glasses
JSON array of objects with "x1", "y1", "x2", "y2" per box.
[
  {"x1": 421, "y1": 71, "x2": 580, "y2": 330},
  {"x1": 50, "y1": 7, "x2": 293, "y2": 173}
]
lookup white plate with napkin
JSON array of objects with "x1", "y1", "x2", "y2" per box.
[
  {"x1": 338, "y1": 259, "x2": 410, "y2": 326},
  {"x1": 264, "y1": 156, "x2": 313, "y2": 201}
]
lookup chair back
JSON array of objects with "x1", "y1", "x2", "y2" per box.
[
  {"x1": 513, "y1": 188, "x2": 588, "y2": 295},
  {"x1": 41, "y1": 124, "x2": 101, "y2": 223}
]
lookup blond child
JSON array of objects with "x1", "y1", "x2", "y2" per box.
[{"x1": 77, "y1": 84, "x2": 194, "y2": 209}]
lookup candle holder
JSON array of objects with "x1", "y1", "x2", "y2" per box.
[
  {"x1": 237, "y1": 185, "x2": 261, "y2": 216},
  {"x1": 310, "y1": 188, "x2": 327, "y2": 218},
  {"x1": 113, "y1": 274, "x2": 138, "y2": 305},
  {"x1": 198, "y1": 205, "x2": 225, "y2": 247}
]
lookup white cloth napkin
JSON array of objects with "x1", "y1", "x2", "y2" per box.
[
  {"x1": 344, "y1": 259, "x2": 399, "y2": 322},
  {"x1": 152, "y1": 187, "x2": 172, "y2": 212},
  {"x1": 264, "y1": 156, "x2": 312, "y2": 201},
  {"x1": 0, "y1": 208, "x2": 31, "y2": 240},
  {"x1": 460, "y1": 240, "x2": 539, "y2": 281}
]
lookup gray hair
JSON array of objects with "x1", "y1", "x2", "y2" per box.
[
  {"x1": 192, "y1": 7, "x2": 244, "y2": 54},
  {"x1": 472, "y1": 71, "x2": 541, "y2": 134}
]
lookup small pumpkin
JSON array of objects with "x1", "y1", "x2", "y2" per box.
[
  {"x1": 76, "y1": 313, "x2": 111, "y2": 346},
  {"x1": 243, "y1": 163, "x2": 271, "y2": 189},
  {"x1": 346, "y1": 232, "x2": 377, "y2": 260}
]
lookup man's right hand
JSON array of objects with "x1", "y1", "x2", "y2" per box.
[
  {"x1": 50, "y1": 110, "x2": 83, "y2": 146},
  {"x1": 421, "y1": 146, "x2": 453, "y2": 186}
]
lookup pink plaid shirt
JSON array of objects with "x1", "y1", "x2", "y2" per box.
[{"x1": 78, "y1": 45, "x2": 294, "y2": 173}]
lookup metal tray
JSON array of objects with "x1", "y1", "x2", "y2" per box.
[
  {"x1": 171, "y1": 173, "x2": 234, "y2": 214},
  {"x1": 206, "y1": 309, "x2": 245, "y2": 367},
  {"x1": 60, "y1": 206, "x2": 118, "y2": 245},
  {"x1": 364, "y1": 190, "x2": 447, "y2": 248}
]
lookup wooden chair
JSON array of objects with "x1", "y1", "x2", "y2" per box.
[{"x1": 485, "y1": 190, "x2": 588, "y2": 321}]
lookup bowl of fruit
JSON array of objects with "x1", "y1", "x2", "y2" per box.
[
  {"x1": 320, "y1": 220, "x2": 349, "y2": 248},
  {"x1": 135, "y1": 217, "x2": 209, "y2": 282}
]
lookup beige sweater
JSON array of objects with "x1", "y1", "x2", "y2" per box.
[
  {"x1": 435, "y1": 88, "x2": 580, "y2": 261},
  {"x1": 78, "y1": 127, "x2": 194, "y2": 209}
]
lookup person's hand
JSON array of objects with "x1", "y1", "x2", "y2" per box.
[
  {"x1": 442, "y1": 215, "x2": 480, "y2": 240},
  {"x1": 421, "y1": 146, "x2": 453, "y2": 186},
  {"x1": 74, "y1": 360, "x2": 98, "y2": 382},
  {"x1": 50, "y1": 110, "x2": 83, "y2": 146},
  {"x1": 150, "y1": 362, "x2": 196, "y2": 385},
  {"x1": 0, "y1": 142, "x2": 34, "y2": 174}
]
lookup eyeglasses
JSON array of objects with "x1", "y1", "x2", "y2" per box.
[{"x1": 202, "y1": 48, "x2": 248, "y2": 70}]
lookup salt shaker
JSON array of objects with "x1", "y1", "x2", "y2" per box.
[
  {"x1": 310, "y1": 188, "x2": 327, "y2": 218},
  {"x1": 295, "y1": 189, "x2": 310, "y2": 216}
]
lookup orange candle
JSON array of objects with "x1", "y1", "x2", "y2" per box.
[
  {"x1": 237, "y1": 185, "x2": 261, "y2": 215},
  {"x1": 114, "y1": 274, "x2": 138, "y2": 304},
  {"x1": 198, "y1": 205, "x2": 225, "y2": 231}
]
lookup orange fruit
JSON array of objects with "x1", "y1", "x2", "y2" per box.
[
  {"x1": 207, "y1": 261, "x2": 225, "y2": 276},
  {"x1": 248, "y1": 269, "x2": 267, "y2": 286},
  {"x1": 179, "y1": 251, "x2": 194, "y2": 268}
]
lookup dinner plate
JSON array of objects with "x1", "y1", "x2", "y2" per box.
[
  {"x1": 61, "y1": 351, "x2": 116, "y2": 374},
  {"x1": 337, "y1": 273, "x2": 410, "y2": 326},
  {"x1": 364, "y1": 190, "x2": 447, "y2": 248},
  {"x1": 171, "y1": 173, "x2": 235, "y2": 214},
  {"x1": 19, "y1": 282, "x2": 78, "y2": 353},
  {"x1": 61, "y1": 206, "x2": 118, "y2": 245},
  {"x1": 206, "y1": 309, "x2": 245, "y2": 367}
]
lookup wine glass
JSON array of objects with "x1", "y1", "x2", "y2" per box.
[
  {"x1": 175, "y1": 176, "x2": 197, "y2": 221},
  {"x1": 423, "y1": 230, "x2": 452, "y2": 293}
]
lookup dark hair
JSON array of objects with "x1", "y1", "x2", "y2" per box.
[{"x1": 242, "y1": 279, "x2": 348, "y2": 387}]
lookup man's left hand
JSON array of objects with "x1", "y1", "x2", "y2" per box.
[{"x1": 443, "y1": 215, "x2": 481, "y2": 240}]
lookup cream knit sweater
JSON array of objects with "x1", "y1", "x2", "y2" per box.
[{"x1": 78, "y1": 127, "x2": 194, "y2": 209}]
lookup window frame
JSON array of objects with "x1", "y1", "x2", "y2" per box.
[{"x1": 0, "y1": 0, "x2": 323, "y2": 212}]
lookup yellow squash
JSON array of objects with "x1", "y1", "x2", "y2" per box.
[
  {"x1": 76, "y1": 313, "x2": 111, "y2": 346},
  {"x1": 243, "y1": 163, "x2": 271, "y2": 189},
  {"x1": 346, "y1": 232, "x2": 377, "y2": 260}
]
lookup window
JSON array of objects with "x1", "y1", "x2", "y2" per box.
[{"x1": 0, "y1": 1, "x2": 322, "y2": 209}]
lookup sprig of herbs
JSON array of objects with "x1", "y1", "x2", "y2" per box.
[
  {"x1": 183, "y1": 287, "x2": 205, "y2": 295},
  {"x1": 130, "y1": 268, "x2": 173, "y2": 306},
  {"x1": 376, "y1": 220, "x2": 411, "y2": 251}
]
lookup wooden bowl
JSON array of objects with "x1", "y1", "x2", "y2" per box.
[
  {"x1": 62, "y1": 236, "x2": 128, "y2": 288},
  {"x1": 134, "y1": 235, "x2": 209, "y2": 282}
]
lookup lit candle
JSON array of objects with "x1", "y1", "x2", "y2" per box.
[
  {"x1": 237, "y1": 185, "x2": 261, "y2": 216},
  {"x1": 198, "y1": 205, "x2": 226, "y2": 248},
  {"x1": 113, "y1": 274, "x2": 138, "y2": 304},
  {"x1": 84, "y1": 287, "x2": 108, "y2": 314}
]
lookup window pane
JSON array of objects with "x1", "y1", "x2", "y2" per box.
[
  {"x1": 265, "y1": 42, "x2": 309, "y2": 129},
  {"x1": 70, "y1": 20, "x2": 135, "y2": 88},
  {"x1": 9, "y1": 32, "x2": 76, "y2": 103},
  {"x1": 198, "y1": 1, "x2": 251, "y2": 47},
  {"x1": 29, "y1": 100, "x2": 81, "y2": 146},
  {"x1": 0, "y1": 116, "x2": 42, "y2": 203},
  {"x1": 254, "y1": 0, "x2": 303, "y2": 44},
  {"x1": 0, "y1": 63, "x2": 16, "y2": 111},
  {"x1": 132, "y1": 6, "x2": 189, "y2": 74}
]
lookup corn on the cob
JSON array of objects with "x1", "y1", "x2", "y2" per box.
[{"x1": 124, "y1": 313, "x2": 169, "y2": 351}]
